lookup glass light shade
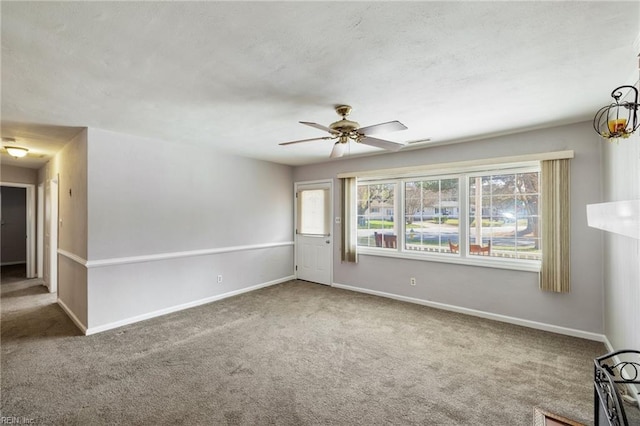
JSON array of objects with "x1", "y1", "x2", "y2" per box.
[
  {"x1": 330, "y1": 142, "x2": 347, "y2": 158},
  {"x1": 5, "y1": 146, "x2": 28, "y2": 158}
]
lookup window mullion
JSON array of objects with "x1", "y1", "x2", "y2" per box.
[
  {"x1": 460, "y1": 175, "x2": 469, "y2": 257},
  {"x1": 397, "y1": 181, "x2": 403, "y2": 252}
]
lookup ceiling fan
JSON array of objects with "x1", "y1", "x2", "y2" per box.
[{"x1": 279, "y1": 105, "x2": 407, "y2": 158}]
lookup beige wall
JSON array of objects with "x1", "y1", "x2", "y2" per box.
[
  {"x1": 53, "y1": 131, "x2": 88, "y2": 259},
  {"x1": 0, "y1": 164, "x2": 38, "y2": 185},
  {"x1": 40, "y1": 129, "x2": 89, "y2": 327}
]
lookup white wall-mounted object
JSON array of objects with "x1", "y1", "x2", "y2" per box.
[{"x1": 587, "y1": 200, "x2": 640, "y2": 240}]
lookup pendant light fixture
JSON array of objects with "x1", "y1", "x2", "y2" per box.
[{"x1": 593, "y1": 85, "x2": 639, "y2": 139}]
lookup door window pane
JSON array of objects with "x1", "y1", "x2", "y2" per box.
[{"x1": 298, "y1": 189, "x2": 330, "y2": 235}]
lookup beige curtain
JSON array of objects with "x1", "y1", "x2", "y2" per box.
[
  {"x1": 341, "y1": 177, "x2": 358, "y2": 263},
  {"x1": 540, "y1": 159, "x2": 570, "y2": 293}
]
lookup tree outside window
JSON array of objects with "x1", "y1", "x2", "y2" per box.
[
  {"x1": 468, "y1": 171, "x2": 540, "y2": 259},
  {"x1": 357, "y1": 183, "x2": 396, "y2": 248},
  {"x1": 405, "y1": 178, "x2": 459, "y2": 254}
]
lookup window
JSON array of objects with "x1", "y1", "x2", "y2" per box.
[
  {"x1": 468, "y1": 171, "x2": 540, "y2": 260},
  {"x1": 357, "y1": 182, "x2": 396, "y2": 248},
  {"x1": 405, "y1": 178, "x2": 459, "y2": 254},
  {"x1": 355, "y1": 164, "x2": 541, "y2": 270}
]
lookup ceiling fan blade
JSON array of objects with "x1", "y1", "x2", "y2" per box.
[
  {"x1": 358, "y1": 120, "x2": 407, "y2": 136},
  {"x1": 279, "y1": 136, "x2": 334, "y2": 146},
  {"x1": 359, "y1": 136, "x2": 405, "y2": 151},
  {"x1": 300, "y1": 121, "x2": 340, "y2": 135}
]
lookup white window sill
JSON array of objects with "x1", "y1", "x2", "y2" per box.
[{"x1": 357, "y1": 247, "x2": 541, "y2": 273}]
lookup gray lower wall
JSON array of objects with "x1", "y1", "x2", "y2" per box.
[
  {"x1": 294, "y1": 121, "x2": 605, "y2": 334},
  {"x1": 87, "y1": 245, "x2": 294, "y2": 330}
]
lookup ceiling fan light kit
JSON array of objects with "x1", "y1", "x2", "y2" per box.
[
  {"x1": 330, "y1": 141, "x2": 347, "y2": 158},
  {"x1": 280, "y1": 105, "x2": 408, "y2": 158}
]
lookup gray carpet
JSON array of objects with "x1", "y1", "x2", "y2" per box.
[{"x1": 1, "y1": 278, "x2": 609, "y2": 425}]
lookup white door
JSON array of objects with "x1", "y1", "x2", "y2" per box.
[
  {"x1": 37, "y1": 184, "x2": 44, "y2": 279},
  {"x1": 295, "y1": 181, "x2": 332, "y2": 285},
  {"x1": 44, "y1": 177, "x2": 58, "y2": 293},
  {"x1": 25, "y1": 186, "x2": 36, "y2": 278}
]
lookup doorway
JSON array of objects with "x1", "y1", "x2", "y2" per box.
[
  {"x1": 294, "y1": 180, "x2": 333, "y2": 285},
  {"x1": 0, "y1": 183, "x2": 36, "y2": 280}
]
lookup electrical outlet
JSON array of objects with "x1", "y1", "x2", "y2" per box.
[
  {"x1": 217, "y1": 275, "x2": 223, "y2": 283},
  {"x1": 410, "y1": 277, "x2": 416, "y2": 286}
]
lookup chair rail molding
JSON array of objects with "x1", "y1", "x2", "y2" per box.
[{"x1": 58, "y1": 241, "x2": 294, "y2": 268}]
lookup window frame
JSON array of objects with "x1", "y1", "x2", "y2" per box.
[
  {"x1": 356, "y1": 162, "x2": 542, "y2": 272},
  {"x1": 403, "y1": 174, "x2": 461, "y2": 256},
  {"x1": 356, "y1": 179, "x2": 399, "y2": 249},
  {"x1": 466, "y1": 167, "x2": 541, "y2": 262}
]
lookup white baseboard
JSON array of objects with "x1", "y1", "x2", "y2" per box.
[
  {"x1": 603, "y1": 335, "x2": 614, "y2": 353},
  {"x1": 84, "y1": 275, "x2": 294, "y2": 335},
  {"x1": 332, "y1": 282, "x2": 607, "y2": 342},
  {"x1": 57, "y1": 298, "x2": 88, "y2": 335}
]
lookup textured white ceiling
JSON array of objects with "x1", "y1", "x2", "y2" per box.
[{"x1": 2, "y1": 1, "x2": 639, "y2": 168}]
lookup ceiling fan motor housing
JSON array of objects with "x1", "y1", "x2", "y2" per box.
[
  {"x1": 279, "y1": 103, "x2": 406, "y2": 155},
  {"x1": 330, "y1": 118, "x2": 360, "y2": 134},
  {"x1": 330, "y1": 104, "x2": 360, "y2": 138}
]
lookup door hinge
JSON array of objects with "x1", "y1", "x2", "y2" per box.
[{"x1": 295, "y1": 265, "x2": 297, "y2": 271}]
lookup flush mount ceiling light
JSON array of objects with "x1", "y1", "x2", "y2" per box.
[
  {"x1": 593, "y1": 85, "x2": 639, "y2": 140},
  {"x1": 2, "y1": 138, "x2": 29, "y2": 158},
  {"x1": 6, "y1": 146, "x2": 29, "y2": 158}
]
